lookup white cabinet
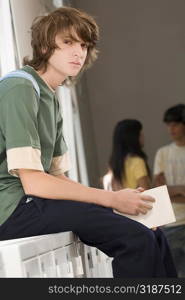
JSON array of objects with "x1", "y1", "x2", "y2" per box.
[
  {"x1": 83, "y1": 245, "x2": 113, "y2": 278},
  {"x1": 0, "y1": 233, "x2": 76, "y2": 278},
  {"x1": 54, "y1": 247, "x2": 74, "y2": 278},
  {"x1": 49, "y1": 232, "x2": 75, "y2": 249},
  {"x1": 38, "y1": 252, "x2": 56, "y2": 278},
  {"x1": 66, "y1": 244, "x2": 84, "y2": 277},
  {"x1": 23, "y1": 257, "x2": 41, "y2": 278},
  {"x1": 0, "y1": 233, "x2": 113, "y2": 278},
  {"x1": 96, "y1": 250, "x2": 113, "y2": 278},
  {"x1": 0, "y1": 240, "x2": 38, "y2": 277},
  {"x1": 0, "y1": 252, "x2": 6, "y2": 277}
]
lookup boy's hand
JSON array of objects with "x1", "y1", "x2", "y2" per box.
[
  {"x1": 113, "y1": 188, "x2": 155, "y2": 216},
  {"x1": 136, "y1": 187, "x2": 145, "y2": 192}
]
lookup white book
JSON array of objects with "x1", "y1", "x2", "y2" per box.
[{"x1": 114, "y1": 185, "x2": 176, "y2": 228}]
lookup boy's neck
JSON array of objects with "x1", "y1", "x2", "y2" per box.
[
  {"x1": 174, "y1": 137, "x2": 185, "y2": 146},
  {"x1": 36, "y1": 68, "x2": 66, "y2": 91}
]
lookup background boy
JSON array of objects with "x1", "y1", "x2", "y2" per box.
[{"x1": 154, "y1": 103, "x2": 185, "y2": 277}]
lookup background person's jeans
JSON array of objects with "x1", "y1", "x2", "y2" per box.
[{"x1": 162, "y1": 225, "x2": 185, "y2": 277}]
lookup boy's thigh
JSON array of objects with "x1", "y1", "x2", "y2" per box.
[
  {"x1": 0, "y1": 195, "x2": 153, "y2": 246},
  {"x1": 31, "y1": 196, "x2": 155, "y2": 250},
  {"x1": 0, "y1": 195, "x2": 91, "y2": 240},
  {"x1": 39, "y1": 197, "x2": 152, "y2": 244}
]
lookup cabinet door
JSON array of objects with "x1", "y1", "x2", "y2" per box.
[
  {"x1": 66, "y1": 244, "x2": 84, "y2": 277},
  {"x1": 23, "y1": 258, "x2": 41, "y2": 278},
  {"x1": 39, "y1": 252, "x2": 56, "y2": 278},
  {"x1": 54, "y1": 248, "x2": 74, "y2": 278},
  {"x1": 96, "y1": 250, "x2": 113, "y2": 278}
]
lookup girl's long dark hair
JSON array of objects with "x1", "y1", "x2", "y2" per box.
[{"x1": 109, "y1": 119, "x2": 150, "y2": 184}]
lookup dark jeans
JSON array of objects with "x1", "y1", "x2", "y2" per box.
[
  {"x1": 0, "y1": 195, "x2": 177, "y2": 278},
  {"x1": 162, "y1": 225, "x2": 185, "y2": 278}
]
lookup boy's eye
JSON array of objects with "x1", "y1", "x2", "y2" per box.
[
  {"x1": 64, "y1": 39, "x2": 72, "y2": 44},
  {"x1": 81, "y1": 43, "x2": 88, "y2": 49}
]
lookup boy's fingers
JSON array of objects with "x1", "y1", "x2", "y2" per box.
[
  {"x1": 141, "y1": 194, "x2": 155, "y2": 202},
  {"x1": 136, "y1": 187, "x2": 145, "y2": 192},
  {"x1": 139, "y1": 208, "x2": 148, "y2": 214},
  {"x1": 140, "y1": 202, "x2": 153, "y2": 210}
]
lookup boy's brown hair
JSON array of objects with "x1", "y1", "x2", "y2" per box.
[{"x1": 23, "y1": 6, "x2": 99, "y2": 84}]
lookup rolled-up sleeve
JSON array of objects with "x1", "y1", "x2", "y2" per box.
[
  {"x1": 7, "y1": 147, "x2": 44, "y2": 176},
  {"x1": 48, "y1": 152, "x2": 71, "y2": 175}
]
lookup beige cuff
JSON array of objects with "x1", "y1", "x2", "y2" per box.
[
  {"x1": 49, "y1": 151, "x2": 71, "y2": 175},
  {"x1": 7, "y1": 146, "x2": 44, "y2": 177}
]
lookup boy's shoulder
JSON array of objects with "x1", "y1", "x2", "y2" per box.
[
  {"x1": 0, "y1": 68, "x2": 41, "y2": 102},
  {"x1": 156, "y1": 143, "x2": 175, "y2": 155},
  {"x1": 0, "y1": 76, "x2": 35, "y2": 99}
]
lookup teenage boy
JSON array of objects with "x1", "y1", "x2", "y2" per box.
[
  {"x1": 153, "y1": 103, "x2": 185, "y2": 277},
  {"x1": 0, "y1": 7, "x2": 177, "y2": 278}
]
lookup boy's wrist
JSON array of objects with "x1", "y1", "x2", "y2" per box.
[{"x1": 98, "y1": 190, "x2": 115, "y2": 208}]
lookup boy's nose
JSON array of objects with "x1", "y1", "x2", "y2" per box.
[{"x1": 73, "y1": 43, "x2": 84, "y2": 57}]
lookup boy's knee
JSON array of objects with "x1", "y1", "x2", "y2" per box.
[{"x1": 137, "y1": 225, "x2": 156, "y2": 245}]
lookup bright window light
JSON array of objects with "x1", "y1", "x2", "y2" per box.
[{"x1": 0, "y1": 0, "x2": 16, "y2": 75}]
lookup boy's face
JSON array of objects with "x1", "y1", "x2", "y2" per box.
[
  {"x1": 166, "y1": 122, "x2": 185, "y2": 141},
  {"x1": 47, "y1": 31, "x2": 88, "y2": 79}
]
